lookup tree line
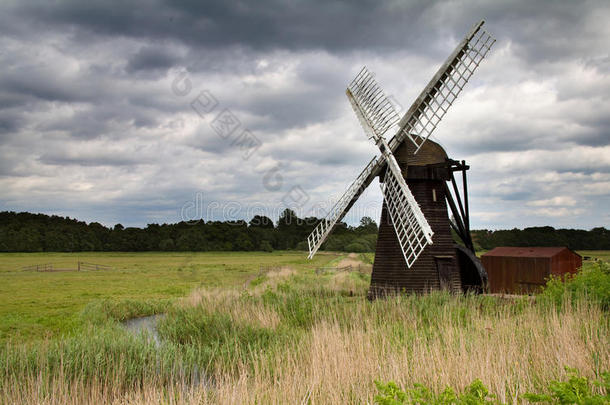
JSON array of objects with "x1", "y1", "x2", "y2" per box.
[
  {"x1": 0, "y1": 210, "x2": 378, "y2": 253},
  {"x1": 471, "y1": 226, "x2": 610, "y2": 251},
  {"x1": 1, "y1": 211, "x2": 608, "y2": 252}
]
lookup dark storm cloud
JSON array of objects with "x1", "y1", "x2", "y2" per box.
[
  {"x1": 126, "y1": 45, "x2": 182, "y2": 73},
  {"x1": 1, "y1": 72, "x2": 85, "y2": 104},
  {"x1": 0, "y1": 0, "x2": 609, "y2": 229},
  {"x1": 237, "y1": 90, "x2": 342, "y2": 133},
  {"x1": 39, "y1": 103, "x2": 162, "y2": 139},
  {"x1": 0, "y1": 113, "x2": 22, "y2": 135},
  {"x1": 38, "y1": 152, "x2": 142, "y2": 167},
  {"x1": 0, "y1": 92, "x2": 32, "y2": 110},
  {"x1": 11, "y1": 0, "x2": 432, "y2": 52},
  {"x1": 6, "y1": 0, "x2": 606, "y2": 65}
]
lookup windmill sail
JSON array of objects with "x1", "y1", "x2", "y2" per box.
[
  {"x1": 380, "y1": 154, "x2": 434, "y2": 267},
  {"x1": 307, "y1": 156, "x2": 380, "y2": 259},
  {"x1": 307, "y1": 67, "x2": 401, "y2": 259},
  {"x1": 346, "y1": 66, "x2": 400, "y2": 141},
  {"x1": 389, "y1": 20, "x2": 495, "y2": 153}
]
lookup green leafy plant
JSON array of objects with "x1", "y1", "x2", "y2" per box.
[
  {"x1": 539, "y1": 261, "x2": 610, "y2": 310},
  {"x1": 374, "y1": 379, "x2": 502, "y2": 404},
  {"x1": 375, "y1": 370, "x2": 610, "y2": 405},
  {"x1": 523, "y1": 368, "x2": 610, "y2": 404}
]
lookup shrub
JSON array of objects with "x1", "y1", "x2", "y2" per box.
[
  {"x1": 345, "y1": 241, "x2": 369, "y2": 253},
  {"x1": 260, "y1": 240, "x2": 273, "y2": 252},
  {"x1": 539, "y1": 261, "x2": 610, "y2": 310},
  {"x1": 524, "y1": 368, "x2": 609, "y2": 404}
]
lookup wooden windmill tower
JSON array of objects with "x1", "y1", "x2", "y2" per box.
[{"x1": 305, "y1": 21, "x2": 495, "y2": 298}]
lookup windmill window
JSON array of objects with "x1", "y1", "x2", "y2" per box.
[{"x1": 432, "y1": 189, "x2": 437, "y2": 202}]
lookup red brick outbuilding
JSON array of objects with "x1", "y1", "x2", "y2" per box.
[{"x1": 481, "y1": 247, "x2": 582, "y2": 294}]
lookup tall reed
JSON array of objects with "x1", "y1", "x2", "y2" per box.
[{"x1": 1, "y1": 269, "x2": 608, "y2": 404}]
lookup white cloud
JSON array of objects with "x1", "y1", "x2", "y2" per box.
[{"x1": 527, "y1": 196, "x2": 577, "y2": 207}]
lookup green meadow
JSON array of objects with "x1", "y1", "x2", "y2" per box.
[
  {"x1": 0, "y1": 251, "x2": 608, "y2": 404},
  {"x1": 0, "y1": 251, "x2": 340, "y2": 342}
]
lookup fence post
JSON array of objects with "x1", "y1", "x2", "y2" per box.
[{"x1": 78, "y1": 261, "x2": 81, "y2": 271}]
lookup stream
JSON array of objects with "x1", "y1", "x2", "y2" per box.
[
  {"x1": 122, "y1": 314, "x2": 164, "y2": 346},
  {"x1": 121, "y1": 314, "x2": 211, "y2": 388}
]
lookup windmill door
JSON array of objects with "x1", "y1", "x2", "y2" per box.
[{"x1": 435, "y1": 257, "x2": 453, "y2": 290}]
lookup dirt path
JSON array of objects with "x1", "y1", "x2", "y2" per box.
[{"x1": 337, "y1": 253, "x2": 365, "y2": 268}]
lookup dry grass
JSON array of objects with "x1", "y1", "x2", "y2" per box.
[
  {"x1": 2, "y1": 267, "x2": 608, "y2": 404},
  {"x1": 205, "y1": 297, "x2": 606, "y2": 404}
]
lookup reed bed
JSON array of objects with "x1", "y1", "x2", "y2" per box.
[{"x1": 1, "y1": 268, "x2": 608, "y2": 404}]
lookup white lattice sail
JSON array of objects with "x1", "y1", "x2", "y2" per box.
[
  {"x1": 346, "y1": 67, "x2": 400, "y2": 141},
  {"x1": 390, "y1": 21, "x2": 496, "y2": 153},
  {"x1": 380, "y1": 154, "x2": 434, "y2": 268},
  {"x1": 307, "y1": 156, "x2": 380, "y2": 259}
]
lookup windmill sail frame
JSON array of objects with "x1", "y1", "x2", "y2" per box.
[
  {"x1": 307, "y1": 156, "x2": 380, "y2": 258},
  {"x1": 346, "y1": 67, "x2": 400, "y2": 142},
  {"x1": 380, "y1": 153, "x2": 434, "y2": 267},
  {"x1": 389, "y1": 20, "x2": 496, "y2": 153}
]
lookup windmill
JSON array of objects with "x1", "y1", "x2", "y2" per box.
[{"x1": 305, "y1": 21, "x2": 495, "y2": 298}]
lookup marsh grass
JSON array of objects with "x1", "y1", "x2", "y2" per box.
[{"x1": 1, "y1": 259, "x2": 608, "y2": 404}]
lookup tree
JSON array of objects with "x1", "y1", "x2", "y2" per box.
[
  {"x1": 277, "y1": 209, "x2": 298, "y2": 229},
  {"x1": 249, "y1": 215, "x2": 274, "y2": 229},
  {"x1": 159, "y1": 238, "x2": 175, "y2": 251},
  {"x1": 260, "y1": 240, "x2": 273, "y2": 252},
  {"x1": 357, "y1": 216, "x2": 378, "y2": 233}
]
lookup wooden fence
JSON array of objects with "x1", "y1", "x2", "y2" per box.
[
  {"x1": 21, "y1": 263, "x2": 55, "y2": 272},
  {"x1": 78, "y1": 261, "x2": 112, "y2": 271},
  {"x1": 315, "y1": 264, "x2": 367, "y2": 274},
  {"x1": 20, "y1": 261, "x2": 112, "y2": 272}
]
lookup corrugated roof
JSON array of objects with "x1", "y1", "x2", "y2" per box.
[{"x1": 481, "y1": 247, "x2": 578, "y2": 258}]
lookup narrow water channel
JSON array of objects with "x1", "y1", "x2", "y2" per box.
[
  {"x1": 121, "y1": 314, "x2": 212, "y2": 388},
  {"x1": 122, "y1": 314, "x2": 164, "y2": 346}
]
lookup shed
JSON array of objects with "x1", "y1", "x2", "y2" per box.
[{"x1": 481, "y1": 247, "x2": 582, "y2": 294}]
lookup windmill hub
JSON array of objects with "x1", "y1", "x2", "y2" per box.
[{"x1": 305, "y1": 21, "x2": 495, "y2": 297}]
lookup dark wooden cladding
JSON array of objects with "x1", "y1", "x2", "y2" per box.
[
  {"x1": 367, "y1": 139, "x2": 488, "y2": 298},
  {"x1": 481, "y1": 247, "x2": 582, "y2": 294},
  {"x1": 368, "y1": 179, "x2": 461, "y2": 297},
  {"x1": 395, "y1": 137, "x2": 448, "y2": 167}
]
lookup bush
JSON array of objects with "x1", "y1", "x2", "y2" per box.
[
  {"x1": 539, "y1": 261, "x2": 610, "y2": 310},
  {"x1": 524, "y1": 368, "x2": 609, "y2": 404},
  {"x1": 260, "y1": 240, "x2": 273, "y2": 252},
  {"x1": 295, "y1": 241, "x2": 308, "y2": 251},
  {"x1": 345, "y1": 241, "x2": 369, "y2": 253}
]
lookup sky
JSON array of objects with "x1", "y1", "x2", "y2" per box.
[{"x1": 0, "y1": 0, "x2": 609, "y2": 230}]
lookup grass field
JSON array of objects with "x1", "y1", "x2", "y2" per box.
[
  {"x1": 0, "y1": 251, "x2": 608, "y2": 404},
  {"x1": 578, "y1": 250, "x2": 610, "y2": 262},
  {"x1": 0, "y1": 251, "x2": 341, "y2": 342}
]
